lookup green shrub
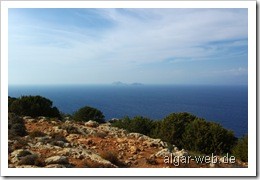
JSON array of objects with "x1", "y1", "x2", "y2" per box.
[
  {"x1": 232, "y1": 135, "x2": 248, "y2": 162},
  {"x1": 73, "y1": 106, "x2": 105, "y2": 123},
  {"x1": 182, "y1": 119, "x2": 236, "y2": 154},
  {"x1": 154, "y1": 112, "x2": 197, "y2": 148},
  {"x1": 49, "y1": 133, "x2": 68, "y2": 143},
  {"x1": 9, "y1": 95, "x2": 61, "y2": 118},
  {"x1": 44, "y1": 133, "x2": 68, "y2": 147},
  {"x1": 113, "y1": 116, "x2": 154, "y2": 135},
  {"x1": 112, "y1": 112, "x2": 237, "y2": 156},
  {"x1": 112, "y1": 116, "x2": 155, "y2": 136},
  {"x1": 8, "y1": 113, "x2": 27, "y2": 138}
]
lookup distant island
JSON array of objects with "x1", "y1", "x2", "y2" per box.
[{"x1": 112, "y1": 81, "x2": 144, "y2": 86}]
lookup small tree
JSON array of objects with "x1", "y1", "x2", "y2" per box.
[
  {"x1": 9, "y1": 95, "x2": 61, "y2": 118},
  {"x1": 156, "y1": 112, "x2": 197, "y2": 148},
  {"x1": 73, "y1": 106, "x2": 105, "y2": 123}
]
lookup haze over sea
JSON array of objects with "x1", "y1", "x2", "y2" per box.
[{"x1": 8, "y1": 84, "x2": 248, "y2": 137}]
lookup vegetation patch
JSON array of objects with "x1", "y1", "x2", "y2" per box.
[
  {"x1": 99, "y1": 151, "x2": 127, "y2": 167},
  {"x1": 8, "y1": 113, "x2": 27, "y2": 139},
  {"x1": 8, "y1": 96, "x2": 61, "y2": 118},
  {"x1": 73, "y1": 106, "x2": 105, "y2": 123}
]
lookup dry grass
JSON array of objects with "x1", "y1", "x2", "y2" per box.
[{"x1": 99, "y1": 151, "x2": 127, "y2": 168}]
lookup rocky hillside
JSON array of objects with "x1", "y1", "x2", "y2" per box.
[{"x1": 8, "y1": 116, "x2": 247, "y2": 168}]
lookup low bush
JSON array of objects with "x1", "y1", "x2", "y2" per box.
[
  {"x1": 60, "y1": 124, "x2": 80, "y2": 134},
  {"x1": 99, "y1": 151, "x2": 127, "y2": 167},
  {"x1": 82, "y1": 159, "x2": 105, "y2": 168},
  {"x1": 46, "y1": 133, "x2": 68, "y2": 147},
  {"x1": 8, "y1": 113, "x2": 27, "y2": 139},
  {"x1": 111, "y1": 112, "x2": 238, "y2": 156},
  {"x1": 18, "y1": 154, "x2": 46, "y2": 167},
  {"x1": 94, "y1": 132, "x2": 107, "y2": 139}
]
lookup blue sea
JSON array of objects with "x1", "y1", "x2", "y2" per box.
[{"x1": 8, "y1": 85, "x2": 248, "y2": 137}]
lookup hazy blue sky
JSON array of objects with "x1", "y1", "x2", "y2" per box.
[{"x1": 9, "y1": 8, "x2": 248, "y2": 85}]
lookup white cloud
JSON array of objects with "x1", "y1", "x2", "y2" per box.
[{"x1": 8, "y1": 8, "x2": 248, "y2": 84}]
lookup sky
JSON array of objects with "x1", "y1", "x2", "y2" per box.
[{"x1": 8, "y1": 8, "x2": 248, "y2": 85}]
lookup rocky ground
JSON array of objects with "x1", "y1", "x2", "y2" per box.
[{"x1": 8, "y1": 116, "x2": 248, "y2": 168}]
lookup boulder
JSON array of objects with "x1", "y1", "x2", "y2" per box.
[
  {"x1": 85, "y1": 120, "x2": 99, "y2": 128},
  {"x1": 45, "y1": 156, "x2": 69, "y2": 165},
  {"x1": 127, "y1": 133, "x2": 143, "y2": 139}
]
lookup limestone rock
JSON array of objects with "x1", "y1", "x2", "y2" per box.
[
  {"x1": 45, "y1": 164, "x2": 67, "y2": 168},
  {"x1": 128, "y1": 132, "x2": 143, "y2": 139},
  {"x1": 155, "y1": 149, "x2": 171, "y2": 157},
  {"x1": 129, "y1": 146, "x2": 140, "y2": 154},
  {"x1": 85, "y1": 120, "x2": 99, "y2": 128},
  {"x1": 16, "y1": 165, "x2": 40, "y2": 168},
  {"x1": 173, "y1": 149, "x2": 188, "y2": 157},
  {"x1": 45, "y1": 156, "x2": 69, "y2": 165}
]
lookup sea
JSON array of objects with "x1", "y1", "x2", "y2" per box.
[{"x1": 8, "y1": 85, "x2": 248, "y2": 138}]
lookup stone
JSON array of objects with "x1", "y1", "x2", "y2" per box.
[
  {"x1": 35, "y1": 136, "x2": 50, "y2": 142},
  {"x1": 38, "y1": 116, "x2": 48, "y2": 120},
  {"x1": 51, "y1": 121, "x2": 58, "y2": 125},
  {"x1": 85, "y1": 120, "x2": 99, "y2": 128},
  {"x1": 173, "y1": 149, "x2": 188, "y2": 157},
  {"x1": 11, "y1": 149, "x2": 32, "y2": 158},
  {"x1": 26, "y1": 119, "x2": 36, "y2": 123},
  {"x1": 125, "y1": 160, "x2": 131, "y2": 165},
  {"x1": 128, "y1": 133, "x2": 143, "y2": 139},
  {"x1": 45, "y1": 156, "x2": 69, "y2": 165},
  {"x1": 23, "y1": 116, "x2": 32, "y2": 120},
  {"x1": 52, "y1": 126, "x2": 64, "y2": 134},
  {"x1": 155, "y1": 149, "x2": 171, "y2": 158},
  {"x1": 65, "y1": 120, "x2": 71, "y2": 124},
  {"x1": 45, "y1": 164, "x2": 67, "y2": 168},
  {"x1": 129, "y1": 146, "x2": 140, "y2": 154},
  {"x1": 66, "y1": 134, "x2": 80, "y2": 142},
  {"x1": 16, "y1": 165, "x2": 40, "y2": 168},
  {"x1": 209, "y1": 162, "x2": 215, "y2": 168}
]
